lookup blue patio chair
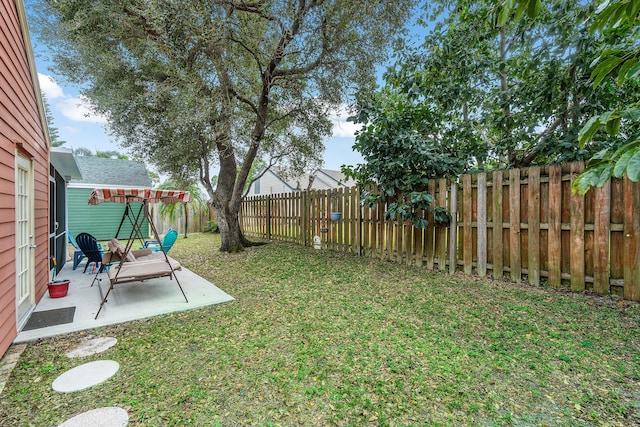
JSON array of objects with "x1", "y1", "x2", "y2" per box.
[
  {"x1": 68, "y1": 231, "x2": 85, "y2": 270},
  {"x1": 142, "y1": 227, "x2": 172, "y2": 250},
  {"x1": 151, "y1": 229, "x2": 178, "y2": 254},
  {"x1": 75, "y1": 232, "x2": 105, "y2": 274}
]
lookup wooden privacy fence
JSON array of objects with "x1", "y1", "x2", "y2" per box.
[
  {"x1": 240, "y1": 161, "x2": 640, "y2": 301},
  {"x1": 150, "y1": 205, "x2": 215, "y2": 236}
]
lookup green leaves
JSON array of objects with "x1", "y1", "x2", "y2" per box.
[
  {"x1": 625, "y1": 146, "x2": 640, "y2": 181},
  {"x1": 590, "y1": 51, "x2": 640, "y2": 88},
  {"x1": 573, "y1": 1, "x2": 640, "y2": 193},
  {"x1": 578, "y1": 116, "x2": 602, "y2": 147},
  {"x1": 591, "y1": 56, "x2": 624, "y2": 87},
  {"x1": 579, "y1": 105, "x2": 640, "y2": 148},
  {"x1": 497, "y1": 0, "x2": 541, "y2": 26},
  {"x1": 573, "y1": 139, "x2": 640, "y2": 195},
  {"x1": 626, "y1": 61, "x2": 640, "y2": 81},
  {"x1": 588, "y1": 0, "x2": 640, "y2": 88},
  {"x1": 572, "y1": 163, "x2": 613, "y2": 195},
  {"x1": 575, "y1": 101, "x2": 640, "y2": 194},
  {"x1": 590, "y1": 0, "x2": 640, "y2": 33}
]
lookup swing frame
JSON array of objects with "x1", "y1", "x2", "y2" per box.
[{"x1": 87, "y1": 188, "x2": 191, "y2": 319}]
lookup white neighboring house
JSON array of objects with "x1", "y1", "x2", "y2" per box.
[{"x1": 245, "y1": 168, "x2": 356, "y2": 197}]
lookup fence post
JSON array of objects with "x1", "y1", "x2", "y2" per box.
[
  {"x1": 449, "y1": 180, "x2": 458, "y2": 275},
  {"x1": 425, "y1": 180, "x2": 436, "y2": 269}
]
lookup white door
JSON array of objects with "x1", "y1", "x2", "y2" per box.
[{"x1": 16, "y1": 154, "x2": 35, "y2": 325}]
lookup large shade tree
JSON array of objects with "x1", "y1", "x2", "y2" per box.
[{"x1": 31, "y1": 0, "x2": 413, "y2": 252}]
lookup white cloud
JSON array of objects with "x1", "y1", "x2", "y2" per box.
[
  {"x1": 328, "y1": 105, "x2": 362, "y2": 138},
  {"x1": 61, "y1": 125, "x2": 80, "y2": 135},
  {"x1": 37, "y1": 73, "x2": 107, "y2": 124},
  {"x1": 57, "y1": 95, "x2": 108, "y2": 124},
  {"x1": 37, "y1": 73, "x2": 64, "y2": 99}
]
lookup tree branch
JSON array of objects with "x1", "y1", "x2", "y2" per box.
[
  {"x1": 233, "y1": 1, "x2": 310, "y2": 206},
  {"x1": 514, "y1": 103, "x2": 578, "y2": 167}
]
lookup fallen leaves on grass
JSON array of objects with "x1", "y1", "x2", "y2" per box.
[{"x1": 1, "y1": 234, "x2": 639, "y2": 426}]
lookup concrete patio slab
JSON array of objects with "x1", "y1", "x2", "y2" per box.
[{"x1": 15, "y1": 263, "x2": 234, "y2": 343}]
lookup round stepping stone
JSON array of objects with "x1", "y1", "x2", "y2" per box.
[
  {"x1": 58, "y1": 407, "x2": 128, "y2": 427},
  {"x1": 52, "y1": 360, "x2": 120, "y2": 393},
  {"x1": 65, "y1": 337, "x2": 118, "y2": 358}
]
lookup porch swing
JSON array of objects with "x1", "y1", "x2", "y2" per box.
[{"x1": 87, "y1": 188, "x2": 191, "y2": 319}]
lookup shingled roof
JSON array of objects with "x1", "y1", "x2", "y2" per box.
[{"x1": 71, "y1": 156, "x2": 152, "y2": 187}]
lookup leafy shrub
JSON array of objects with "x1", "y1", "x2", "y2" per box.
[{"x1": 204, "y1": 221, "x2": 219, "y2": 233}]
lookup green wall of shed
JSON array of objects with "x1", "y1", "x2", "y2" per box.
[{"x1": 68, "y1": 188, "x2": 150, "y2": 241}]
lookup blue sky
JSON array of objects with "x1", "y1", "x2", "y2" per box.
[{"x1": 29, "y1": 8, "x2": 429, "y2": 174}]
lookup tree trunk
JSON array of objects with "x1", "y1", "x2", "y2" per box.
[
  {"x1": 213, "y1": 204, "x2": 251, "y2": 253},
  {"x1": 211, "y1": 141, "x2": 253, "y2": 253}
]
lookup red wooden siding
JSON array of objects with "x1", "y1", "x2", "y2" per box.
[{"x1": 0, "y1": 0, "x2": 50, "y2": 357}]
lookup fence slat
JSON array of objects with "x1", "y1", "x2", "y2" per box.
[
  {"x1": 362, "y1": 195, "x2": 368, "y2": 254},
  {"x1": 415, "y1": 207, "x2": 424, "y2": 267},
  {"x1": 492, "y1": 171, "x2": 503, "y2": 279},
  {"x1": 463, "y1": 174, "x2": 473, "y2": 274},
  {"x1": 436, "y1": 179, "x2": 448, "y2": 271},
  {"x1": 593, "y1": 182, "x2": 611, "y2": 294},
  {"x1": 548, "y1": 164, "x2": 562, "y2": 287},
  {"x1": 623, "y1": 178, "x2": 640, "y2": 301},
  {"x1": 477, "y1": 173, "x2": 487, "y2": 277},
  {"x1": 509, "y1": 169, "x2": 521, "y2": 282},
  {"x1": 528, "y1": 167, "x2": 541, "y2": 286},
  {"x1": 405, "y1": 220, "x2": 413, "y2": 266},
  {"x1": 570, "y1": 162, "x2": 585, "y2": 292},
  {"x1": 425, "y1": 180, "x2": 436, "y2": 269},
  {"x1": 377, "y1": 200, "x2": 385, "y2": 259},
  {"x1": 449, "y1": 181, "x2": 458, "y2": 275},
  {"x1": 302, "y1": 191, "x2": 308, "y2": 246},
  {"x1": 337, "y1": 188, "x2": 344, "y2": 251}
]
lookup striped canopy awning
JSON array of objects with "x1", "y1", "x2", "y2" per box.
[{"x1": 88, "y1": 188, "x2": 191, "y2": 205}]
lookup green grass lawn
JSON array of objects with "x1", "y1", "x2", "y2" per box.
[{"x1": 1, "y1": 233, "x2": 639, "y2": 426}]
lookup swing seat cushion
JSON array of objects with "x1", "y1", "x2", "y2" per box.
[
  {"x1": 108, "y1": 239, "x2": 138, "y2": 262},
  {"x1": 103, "y1": 239, "x2": 182, "y2": 283},
  {"x1": 107, "y1": 256, "x2": 182, "y2": 282}
]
